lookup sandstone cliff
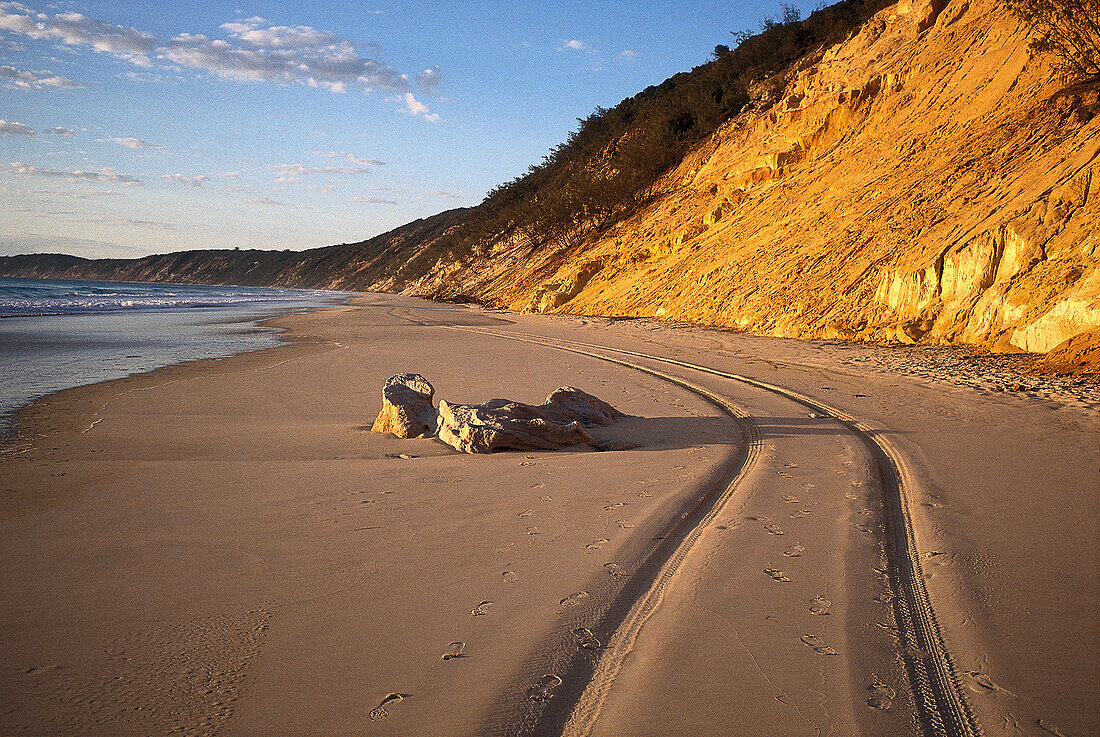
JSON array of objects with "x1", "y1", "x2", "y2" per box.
[{"x1": 409, "y1": 0, "x2": 1098, "y2": 355}]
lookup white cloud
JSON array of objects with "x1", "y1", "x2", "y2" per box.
[
  {"x1": 0, "y1": 3, "x2": 156, "y2": 64},
  {"x1": 273, "y1": 161, "x2": 381, "y2": 183},
  {"x1": 163, "y1": 18, "x2": 407, "y2": 94},
  {"x1": 322, "y1": 151, "x2": 384, "y2": 167},
  {"x1": 402, "y1": 91, "x2": 440, "y2": 122},
  {"x1": 0, "y1": 119, "x2": 35, "y2": 136},
  {"x1": 0, "y1": 64, "x2": 78, "y2": 89},
  {"x1": 44, "y1": 126, "x2": 75, "y2": 136},
  {"x1": 122, "y1": 70, "x2": 166, "y2": 83},
  {"x1": 563, "y1": 39, "x2": 586, "y2": 50},
  {"x1": 4, "y1": 161, "x2": 143, "y2": 185},
  {"x1": 620, "y1": 49, "x2": 638, "y2": 60},
  {"x1": 162, "y1": 173, "x2": 208, "y2": 188},
  {"x1": 214, "y1": 171, "x2": 240, "y2": 179},
  {"x1": 353, "y1": 195, "x2": 396, "y2": 205},
  {"x1": 31, "y1": 188, "x2": 119, "y2": 199},
  {"x1": 428, "y1": 189, "x2": 458, "y2": 199},
  {"x1": 242, "y1": 195, "x2": 309, "y2": 209},
  {"x1": 108, "y1": 136, "x2": 161, "y2": 150},
  {"x1": 416, "y1": 66, "x2": 441, "y2": 94},
  {"x1": 307, "y1": 183, "x2": 334, "y2": 193}
]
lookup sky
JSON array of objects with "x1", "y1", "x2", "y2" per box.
[{"x1": 0, "y1": 0, "x2": 822, "y2": 259}]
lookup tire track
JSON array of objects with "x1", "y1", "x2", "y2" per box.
[{"x1": 450, "y1": 325, "x2": 980, "y2": 737}]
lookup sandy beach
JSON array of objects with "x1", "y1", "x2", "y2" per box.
[{"x1": 1, "y1": 293, "x2": 1097, "y2": 737}]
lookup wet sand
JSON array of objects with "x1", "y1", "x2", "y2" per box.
[{"x1": 1, "y1": 294, "x2": 1096, "y2": 736}]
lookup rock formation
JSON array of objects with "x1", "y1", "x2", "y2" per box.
[
  {"x1": 371, "y1": 377, "x2": 624, "y2": 453},
  {"x1": 370, "y1": 373, "x2": 438, "y2": 438}
]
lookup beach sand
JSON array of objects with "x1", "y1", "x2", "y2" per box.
[{"x1": 1, "y1": 294, "x2": 1096, "y2": 736}]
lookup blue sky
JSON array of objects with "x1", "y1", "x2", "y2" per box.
[{"x1": 1, "y1": 1, "x2": 820, "y2": 258}]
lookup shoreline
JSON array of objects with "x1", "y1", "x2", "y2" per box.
[
  {"x1": 0, "y1": 288, "x2": 350, "y2": 449},
  {"x1": 2, "y1": 294, "x2": 1096, "y2": 736}
]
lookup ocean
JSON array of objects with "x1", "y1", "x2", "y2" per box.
[{"x1": 0, "y1": 277, "x2": 345, "y2": 433}]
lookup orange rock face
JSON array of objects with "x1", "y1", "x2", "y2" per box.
[{"x1": 408, "y1": 0, "x2": 1099, "y2": 354}]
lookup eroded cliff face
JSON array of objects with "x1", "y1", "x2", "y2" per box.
[{"x1": 409, "y1": 0, "x2": 1099, "y2": 354}]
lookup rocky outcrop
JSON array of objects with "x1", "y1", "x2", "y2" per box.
[
  {"x1": 436, "y1": 399, "x2": 594, "y2": 453},
  {"x1": 399, "y1": 0, "x2": 1099, "y2": 356},
  {"x1": 370, "y1": 377, "x2": 624, "y2": 453},
  {"x1": 370, "y1": 373, "x2": 438, "y2": 438}
]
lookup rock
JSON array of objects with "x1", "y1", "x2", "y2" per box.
[
  {"x1": 436, "y1": 399, "x2": 595, "y2": 454},
  {"x1": 538, "y1": 387, "x2": 624, "y2": 426},
  {"x1": 371, "y1": 373, "x2": 438, "y2": 438}
]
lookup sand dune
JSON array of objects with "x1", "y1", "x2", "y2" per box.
[{"x1": 1, "y1": 294, "x2": 1096, "y2": 736}]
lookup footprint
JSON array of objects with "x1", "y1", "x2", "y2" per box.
[
  {"x1": 502, "y1": 571, "x2": 517, "y2": 584},
  {"x1": 765, "y1": 568, "x2": 791, "y2": 582},
  {"x1": 518, "y1": 509, "x2": 534, "y2": 518},
  {"x1": 520, "y1": 461, "x2": 536, "y2": 467},
  {"x1": 800, "y1": 634, "x2": 838, "y2": 655},
  {"x1": 560, "y1": 591, "x2": 590, "y2": 608},
  {"x1": 572, "y1": 627, "x2": 601, "y2": 650},
  {"x1": 790, "y1": 508, "x2": 812, "y2": 519},
  {"x1": 778, "y1": 471, "x2": 793, "y2": 478},
  {"x1": 964, "y1": 670, "x2": 998, "y2": 693},
  {"x1": 616, "y1": 520, "x2": 635, "y2": 529},
  {"x1": 810, "y1": 595, "x2": 832, "y2": 615},
  {"x1": 604, "y1": 562, "x2": 627, "y2": 577},
  {"x1": 540, "y1": 495, "x2": 552, "y2": 502},
  {"x1": 782, "y1": 495, "x2": 800, "y2": 504},
  {"x1": 369, "y1": 692, "x2": 408, "y2": 721},
  {"x1": 602, "y1": 502, "x2": 625, "y2": 511},
  {"x1": 784, "y1": 462, "x2": 798, "y2": 468},
  {"x1": 782, "y1": 544, "x2": 804, "y2": 557},
  {"x1": 527, "y1": 674, "x2": 563, "y2": 702},
  {"x1": 856, "y1": 523, "x2": 874, "y2": 534},
  {"x1": 441, "y1": 641, "x2": 465, "y2": 660},
  {"x1": 764, "y1": 523, "x2": 785, "y2": 535},
  {"x1": 638, "y1": 490, "x2": 651, "y2": 498},
  {"x1": 526, "y1": 526, "x2": 540, "y2": 536},
  {"x1": 586, "y1": 538, "x2": 610, "y2": 550},
  {"x1": 471, "y1": 601, "x2": 493, "y2": 617},
  {"x1": 867, "y1": 682, "x2": 895, "y2": 709}
]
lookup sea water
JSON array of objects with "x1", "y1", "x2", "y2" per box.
[{"x1": 0, "y1": 277, "x2": 345, "y2": 433}]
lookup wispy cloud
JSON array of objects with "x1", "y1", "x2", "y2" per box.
[
  {"x1": 214, "y1": 171, "x2": 239, "y2": 179},
  {"x1": 353, "y1": 195, "x2": 397, "y2": 204},
  {"x1": 4, "y1": 161, "x2": 143, "y2": 185},
  {"x1": 620, "y1": 49, "x2": 638, "y2": 60},
  {"x1": 0, "y1": 119, "x2": 35, "y2": 136},
  {"x1": 44, "y1": 125, "x2": 75, "y2": 136},
  {"x1": 31, "y1": 188, "x2": 119, "y2": 199},
  {"x1": 273, "y1": 161, "x2": 381, "y2": 183},
  {"x1": 0, "y1": 4, "x2": 156, "y2": 65},
  {"x1": 416, "y1": 65, "x2": 441, "y2": 94},
  {"x1": 108, "y1": 136, "x2": 162, "y2": 150},
  {"x1": 0, "y1": 64, "x2": 78, "y2": 89},
  {"x1": 162, "y1": 173, "x2": 208, "y2": 188},
  {"x1": 322, "y1": 151, "x2": 384, "y2": 167},
  {"x1": 562, "y1": 39, "x2": 586, "y2": 50},
  {"x1": 401, "y1": 91, "x2": 440, "y2": 122},
  {"x1": 2, "y1": 5, "x2": 435, "y2": 99},
  {"x1": 428, "y1": 189, "x2": 458, "y2": 199},
  {"x1": 162, "y1": 17, "x2": 407, "y2": 94},
  {"x1": 242, "y1": 195, "x2": 310, "y2": 209}
]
